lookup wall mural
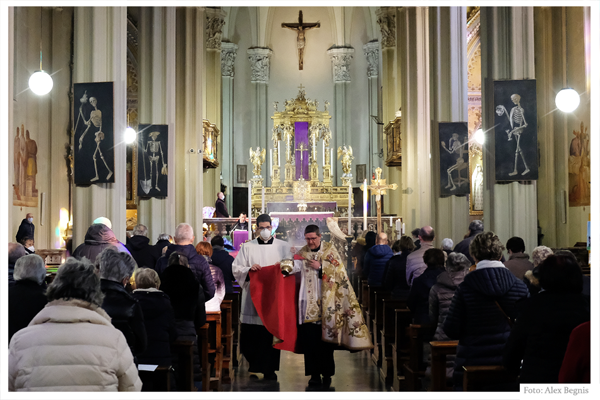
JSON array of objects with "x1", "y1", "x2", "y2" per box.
[
  {"x1": 137, "y1": 124, "x2": 168, "y2": 197},
  {"x1": 568, "y1": 122, "x2": 590, "y2": 207},
  {"x1": 73, "y1": 82, "x2": 115, "y2": 185},
  {"x1": 439, "y1": 122, "x2": 469, "y2": 196},
  {"x1": 494, "y1": 79, "x2": 538, "y2": 181},
  {"x1": 13, "y1": 124, "x2": 38, "y2": 207}
]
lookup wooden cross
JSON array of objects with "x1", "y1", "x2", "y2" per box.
[
  {"x1": 282, "y1": 11, "x2": 320, "y2": 70},
  {"x1": 295, "y1": 142, "x2": 309, "y2": 180},
  {"x1": 360, "y1": 167, "x2": 398, "y2": 232}
]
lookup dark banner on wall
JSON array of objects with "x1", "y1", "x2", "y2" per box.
[
  {"x1": 494, "y1": 79, "x2": 538, "y2": 181},
  {"x1": 439, "y1": 122, "x2": 469, "y2": 196},
  {"x1": 137, "y1": 124, "x2": 169, "y2": 197},
  {"x1": 73, "y1": 82, "x2": 114, "y2": 185}
]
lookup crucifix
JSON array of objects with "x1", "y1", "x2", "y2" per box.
[
  {"x1": 295, "y1": 142, "x2": 309, "y2": 180},
  {"x1": 282, "y1": 10, "x2": 320, "y2": 70},
  {"x1": 360, "y1": 167, "x2": 397, "y2": 233}
]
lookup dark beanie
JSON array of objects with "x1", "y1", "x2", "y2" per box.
[{"x1": 256, "y1": 214, "x2": 271, "y2": 225}]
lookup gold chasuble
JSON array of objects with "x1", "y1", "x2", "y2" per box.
[{"x1": 298, "y1": 241, "x2": 373, "y2": 350}]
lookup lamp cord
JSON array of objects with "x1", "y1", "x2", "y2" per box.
[{"x1": 39, "y1": 7, "x2": 43, "y2": 71}]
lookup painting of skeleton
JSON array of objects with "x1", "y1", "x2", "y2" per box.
[
  {"x1": 137, "y1": 124, "x2": 168, "y2": 197},
  {"x1": 494, "y1": 79, "x2": 538, "y2": 181},
  {"x1": 73, "y1": 82, "x2": 115, "y2": 185},
  {"x1": 568, "y1": 122, "x2": 590, "y2": 207},
  {"x1": 439, "y1": 122, "x2": 469, "y2": 196},
  {"x1": 13, "y1": 124, "x2": 38, "y2": 207}
]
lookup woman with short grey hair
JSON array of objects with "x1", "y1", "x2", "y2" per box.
[
  {"x1": 9, "y1": 257, "x2": 141, "y2": 391},
  {"x1": 13, "y1": 253, "x2": 46, "y2": 285}
]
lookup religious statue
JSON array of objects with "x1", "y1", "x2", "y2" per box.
[
  {"x1": 568, "y1": 121, "x2": 590, "y2": 206},
  {"x1": 281, "y1": 10, "x2": 320, "y2": 70},
  {"x1": 337, "y1": 145, "x2": 354, "y2": 176},
  {"x1": 249, "y1": 146, "x2": 266, "y2": 178},
  {"x1": 496, "y1": 93, "x2": 530, "y2": 176}
]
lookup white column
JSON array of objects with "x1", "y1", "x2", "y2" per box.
[
  {"x1": 364, "y1": 41, "x2": 380, "y2": 216},
  {"x1": 138, "y1": 7, "x2": 176, "y2": 242},
  {"x1": 430, "y1": 7, "x2": 469, "y2": 244},
  {"x1": 481, "y1": 7, "x2": 537, "y2": 253},
  {"x1": 398, "y1": 7, "x2": 432, "y2": 231},
  {"x1": 8, "y1": 7, "x2": 14, "y2": 236},
  {"x1": 327, "y1": 46, "x2": 354, "y2": 187},
  {"x1": 73, "y1": 7, "x2": 127, "y2": 246},
  {"x1": 221, "y1": 41, "x2": 238, "y2": 213}
]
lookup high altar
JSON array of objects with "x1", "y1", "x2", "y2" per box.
[{"x1": 249, "y1": 87, "x2": 353, "y2": 216}]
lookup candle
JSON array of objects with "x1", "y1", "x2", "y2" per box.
[
  {"x1": 395, "y1": 219, "x2": 401, "y2": 232},
  {"x1": 322, "y1": 141, "x2": 325, "y2": 166},
  {"x1": 348, "y1": 183, "x2": 352, "y2": 236},
  {"x1": 363, "y1": 179, "x2": 367, "y2": 231},
  {"x1": 389, "y1": 216, "x2": 392, "y2": 228},
  {"x1": 261, "y1": 186, "x2": 265, "y2": 214},
  {"x1": 269, "y1": 149, "x2": 273, "y2": 178},
  {"x1": 278, "y1": 140, "x2": 281, "y2": 165},
  {"x1": 402, "y1": 222, "x2": 405, "y2": 235},
  {"x1": 248, "y1": 181, "x2": 252, "y2": 241}
]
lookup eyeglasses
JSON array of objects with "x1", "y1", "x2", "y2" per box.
[
  {"x1": 305, "y1": 236, "x2": 320, "y2": 242},
  {"x1": 257, "y1": 226, "x2": 271, "y2": 231}
]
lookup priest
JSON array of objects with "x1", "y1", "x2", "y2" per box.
[{"x1": 232, "y1": 213, "x2": 291, "y2": 381}]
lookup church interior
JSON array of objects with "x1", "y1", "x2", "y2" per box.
[{"x1": 5, "y1": 4, "x2": 594, "y2": 394}]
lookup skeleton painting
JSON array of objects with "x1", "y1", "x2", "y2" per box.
[
  {"x1": 137, "y1": 124, "x2": 168, "y2": 197},
  {"x1": 73, "y1": 82, "x2": 115, "y2": 185},
  {"x1": 494, "y1": 79, "x2": 538, "y2": 180},
  {"x1": 439, "y1": 122, "x2": 469, "y2": 196}
]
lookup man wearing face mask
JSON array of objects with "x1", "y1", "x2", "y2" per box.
[
  {"x1": 214, "y1": 192, "x2": 229, "y2": 218},
  {"x1": 16, "y1": 213, "x2": 35, "y2": 245},
  {"x1": 232, "y1": 213, "x2": 290, "y2": 381}
]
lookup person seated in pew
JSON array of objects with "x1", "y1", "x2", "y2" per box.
[
  {"x1": 503, "y1": 254, "x2": 590, "y2": 383},
  {"x1": 523, "y1": 245, "x2": 553, "y2": 296},
  {"x1": 558, "y1": 321, "x2": 590, "y2": 383},
  {"x1": 362, "y1": 232, "x2": 393, "y2": 286},
  {"x1": 382, "y1": 235, "x2": 415, "y2": 300},
  {"x1": 407, "y1": 248, "x2": 445, "y2": 324},
  {"x1": 209, "y1": 235, "x2": 237, "y2": 293},
  {"x1": 195, "y1": 241, "x2": 226, "y2": 312}
]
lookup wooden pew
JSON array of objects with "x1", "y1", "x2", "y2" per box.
[
  {"x1": 429, "y1": 340, "x2": 458, "y2": 391},
  {"x1": 360, "y1": 280, "x2": 368, "y2": 312},
  {"x1": 371, "y1": 289, "x2": 391, "y2": 367},
  {"x1": 365, "y1": 285, "x2": 382, "y2": 354},
  {"x1": 462, "y1": 365, "x2": 518, "y2": 391},
  {"x1": 198, "y1": 311, "x2": 223, "y2": 391},
  {"x1": 401, "y1": 323, "x2": 435, "y2": 391},
  {"x1": 380, "y1": 298, "x2": 407, "y2": 387},
  {"x1": 220, "y1": 300, "x2": 234, "y2": 384},
  {"x1": 170, "y1": 339, "x2": 195, "y2": 391},
  {"x1": 224, "y1": 290, "x2": 242, "y2": 367},
  {"x1": 391, "y1": 308, "x2": 412, "y2": 392},
  {"x1": 139, "y1": 365, "x2": 172, "y2": 391}
]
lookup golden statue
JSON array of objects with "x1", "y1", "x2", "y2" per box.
[
  {"x1": 249, "y1": 146, "x2": 266, "y2": 178},
  {"x1": 337, "y1": 145, "x2": 354, "y2": 176}
]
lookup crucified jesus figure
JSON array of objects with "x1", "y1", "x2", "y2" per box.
[
  {"x1": 282, "y1": 11, "x2": 320, "y2": 70},
  {"x1": 496, "y1": 93, "x2": 530, "y2": 176}
]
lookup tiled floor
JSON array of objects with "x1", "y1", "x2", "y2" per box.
[{"x1": 222, "y1": 349, "x2": 388, "y2": 392}]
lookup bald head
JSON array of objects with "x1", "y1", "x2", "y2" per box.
[
  {"x1": 419, "y1": 226, "x2": 435, "y2": 242},
  {"x1": 9, "y1": 243, "x2": 28, "y2": 264},
  {"x1": 376, "y1": 232, "x2": 388, "y2": 245}
]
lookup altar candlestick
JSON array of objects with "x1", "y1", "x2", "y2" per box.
[
  {"x1": 269, "y1": 149, "x2": 273, "y2": 178},
  {"x1": 395, "y1": 219, "x2": 401, "y2": 233},
  {"x1": 363, "y1": 179, "x2": 367, "y2": 230},
  {"x1": 278, "y1": 141, "x2": 281, "y2": 165},
  {"x1": 389, "y1": 216, "x2": 392, "y2": 228},
  {"x1": 322, "y1": 141, "x2": 325, "y2": 166},
  {"x1": 348, "y1": 183, "x2": 352, "y2": 236},
  {"x1": 402, "y1": 222, "x2": 405, "y2": 235},
  {"x1": 248, "y1": 181, "x2": 252, "y2": 241},
  {"x1": 261, "y1": 186, "x2": 265, "y2": 214}
]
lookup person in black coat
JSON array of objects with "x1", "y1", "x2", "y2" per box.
[
  {"x1": 73, "y1": 223, "x2": 130, "y2": 261},
  {"x1": 126, "y1": 224, "x2": 158, "y2": 269},
  {"x1": 452, "y1": 219, "x2": 483, "y2": 265},
  {"x1": 97, "y1": 248, "x2": 147, "y2": 361},
  {"x1": 8, "y1": 243, "x2": 28, "y2": 286},
  {"x1": 443, "y1": 231, "x2": 528, "y2": 390},
  {"x1": 382, "y1": 235, "x2": 415, "y2": 300},
  {"x1": 407, "y1": 248, "x2": 445, "y2": 324},
  {"x1": 8, "y1": 254, "x2": 48, "y2": 344},
  {"x1": 231, "y1": 213, "x2": 248, "y2": 231},
  {"x1": 210, "y1": 235, "x2": 237, "y2": 293},
  {"x1": 214, "y1": 192, "x2": 229, "y2": 218},
  {"x1": 15, "y1": 213, "x2": 35, "y2": 243},
  {"x1": 153, "y1": 233, "x2": 172, "y2": 259},
  {"x1": 503, "y1": 255, "x2": 590, "y2": 383}
]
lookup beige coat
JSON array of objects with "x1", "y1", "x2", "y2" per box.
[{"x1": 9, "y1": 299, "x2": 142, "y2": 391}]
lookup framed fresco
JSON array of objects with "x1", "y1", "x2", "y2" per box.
[
  {"x1": 13, "y1": 124, "x2": 39, "y2": 207},
  {"x1": 137, "y1": 124, "x2": 168, "y2": 197},
  {"x1": 73, "y1": 82, "x2": 115, "y2": 185},
  {"x1": 568, "y1": 122, "x2": 590, "y2": 207},
  {"x1": 237, "y1": 164, "x2": 247, "y2": 184},
  {"x1": 439, "y1": 122, "x2": 469, "y2": 196},
  {"x1": 494, "y1": 79, "x2": 538, "y2": 181},
  {"x1": 356, "y1": 164, "x2": 366, "y2": 184}
]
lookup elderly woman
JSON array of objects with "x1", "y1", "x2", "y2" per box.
[
  {"x1": 503, "y1": 255, "x2": 590, "y2": 383},
  {"x1": 98, "y1": 247, "x2": 147, "y2": 361},
  {"x1": 196, "y1": 241, "x2": 225, "y2": 312},
  {"x1": 524, "y1": 245, "x2": 553, "y2": 296},
  {"x1": 8, "y1": 254, "x2": 48, "y2": 343},
  {"x1": 9, "y1": 258, "x2": 141, "y2": 391},
  {"x1": 443, "y1": 232, "x2": 528, "y2": 390},
  {"x1": 383, "y1": 235, "x2": 416, "y2": 300}
]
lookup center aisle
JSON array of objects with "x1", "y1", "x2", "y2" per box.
[{"x1": 222, "y1": 348, "x2": 388, "y2": 392}]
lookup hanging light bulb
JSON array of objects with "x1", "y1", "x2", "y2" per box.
[
  {"x1": 555, "y1": 88, "x2": 580, "y2": 113},
  {"x1": 474, "y1": 128, "x2": 484, "y2": 145},
  {"x1": 29, "y1": 8, "x2": 53, "y2": 96}
]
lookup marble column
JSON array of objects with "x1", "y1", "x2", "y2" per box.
[
  {"x1": 137, "y1": 7, "x2": 176, "y2": 242},
  {"x1": 175, "y1": 7, "x2": 205, "y2": 234},
  {"x1": 221, "y1": 41, "x2": 238, "y2": 212},
  {"x1": 481, "y1": 7, "x2": 537, "y2": 253},
  {"x1": 73, "y1": 7, "x2": 127, "y2": 246},
  {"x1": 363, "y1": 41, "x2": 381, "y2": 216},
  {"x1": 327, "y1": 46, "x2": 354, "y2": 187},
  {"x1": 247, "y1": 47, "x2": 272, "y2": 187},
  {"x1": 429, "y1": 7, "x2": 469, "y2": 244}
]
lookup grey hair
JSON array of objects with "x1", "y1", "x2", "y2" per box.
[
  {"x1": 469, "y1": 220, "x2": 484, "y2": 233},
  {"x1": 14, "y1": 254, "x2": 46, "y2": 285},
  {"x1": 97, "y1": 247, "x2": 137, "y2": 282},
  {"x1": 446, "y1": 252, "x2": 471, "y2": 272},
  {"x1": 132, "y1": 224, "x2": 148, "y2": 237},
  {"x1": 156, "y1": 233, "x2": 172, "y2": 242},
  {"x1": 9, "y1": 242, "x2": 27, "y2": 264},
  {"x1": 46, "y1": 257, "x2": 104, "y2": 306},
  {"x1": 531, "y1": 246, "x2": 553, "y2": 267},
  {"x1": 441, "y1": 238, "x2": 454, "y2": 251},
  {"x1": 174, "y1": 223, "x2": 194, "y2": 243}
]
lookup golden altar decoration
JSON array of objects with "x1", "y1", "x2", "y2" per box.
[
  {"x1": 250, "y1": 86, "x2": 353, "y2": 214},
  {"x1": 203, "y1": 120, "x2": 219, "y2": 169},
  {"x1": 383, "y1": 112, "x2": 402, "y2": 167}
]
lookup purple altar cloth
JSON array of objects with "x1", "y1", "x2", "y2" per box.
[
  {"x1": 294, "y1": 122, "x2": 309, "y2": 180},
  {"x1": 233, "y1": 230, "x2": 249, "y2": 251}
]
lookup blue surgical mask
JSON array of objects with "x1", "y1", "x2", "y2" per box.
[{"x1": 27, "y1": 218, "x2": 33, "y2": 223}]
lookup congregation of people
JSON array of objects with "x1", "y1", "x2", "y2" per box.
[{"x1": 7, "y1": 213, "x2": 591, "y2": 391}]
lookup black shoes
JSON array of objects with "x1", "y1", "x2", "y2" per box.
[
  {"x1": 308, "y1": 375, "x2": 322, "y2": 386},
  {"x1": 322, "y1": 376, "x2": 332, "y2": 388},
  {"x1": 263, "y1": 371, "x2": 278, "y2": 380}
]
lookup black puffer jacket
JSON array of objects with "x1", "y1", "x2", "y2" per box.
[
  {"x1": 126, "y1": 235, "x2": 158, "y2": 269},
  {"x1": 407, "y1": 266, "x2": 443, "y2": 324},
  {"x1": 9, "y1": 279, "x2": 48, "y2": 344},
  {"x1": 132, "y1": 288, "x2": 178, "y2": 366},
  {"x1": 443, "y1": 264, "x2": 528, "y2": 389},
  {"x1": 100, "y1": 279, "x2": 147, "y2": 358},
  {"x1": 155, "y1": 244, "x2": 215, "y2": 301},
  {"x1": 429, "y1": 269, "x2": 468, "y2": 341},
  {"x1": 73, "y1": 224, "x2": 130, "y2": 262},
  {"x1": 383, "y1": 251, "x2": 412, "y2": 300},
  {"x1": 211, "y1": 247, "x2": 236, "y2": 293},
  {"x1": 160, "y1": 264, "x2": 206, "y2": 328}
]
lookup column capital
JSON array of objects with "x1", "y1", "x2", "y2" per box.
[
  {"x1": 376, "y1": 7, "x2": 396, "y2": 49},
  {"x1": 247, "y1": 47, "x2": 273, "y2": 83},
  {"x1": 221, "y1": 42, "x2": 238, "y2": 77},
  {"x1": 327, "y1": 46, "x2": 354, "y2": 83},
  {"x1": 206, "y1": 7, "x2": 227, "y2": 50},
  {"x1": 363, "y1": 40, "x2": 379, "y2": 78}
]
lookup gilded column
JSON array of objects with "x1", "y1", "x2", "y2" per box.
[{"x1": 221, "y1": 41, "x2": 238, "y2": 211}]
